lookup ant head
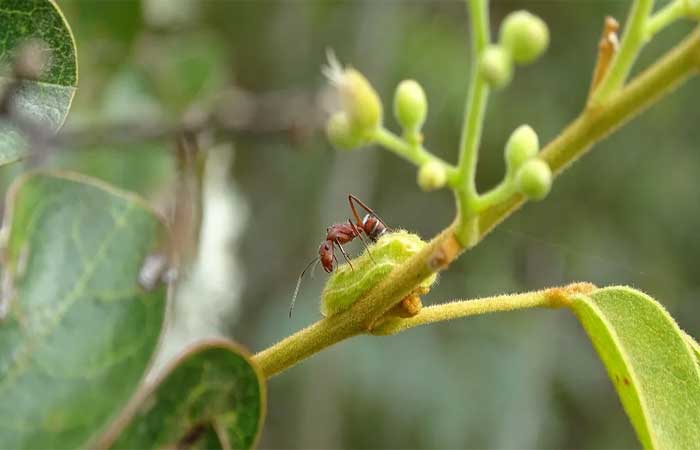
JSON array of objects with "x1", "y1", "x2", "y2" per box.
[{"x1": 319, "y1": 241, "x2": 334, "y2": 272}]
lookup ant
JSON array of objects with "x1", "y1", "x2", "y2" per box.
[{"x1": 289, "y1": 194, "x2": 390, "y2": 317}]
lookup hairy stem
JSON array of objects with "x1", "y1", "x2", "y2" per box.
[
  {"x1": 253, "y1": 29, "x2": 700, "y2": 381},
  {"x1": 371, "y1": 283, "x2": 597, "y2": 335},
  {"x1": 253, "y1": 316, "x2": 361, "y2": 378},
  {"x1": 592, "y1": 0, "x2": 654, "y2": 103}
]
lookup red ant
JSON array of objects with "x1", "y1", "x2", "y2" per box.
[{"x1": 289, "y1": 194, "x2": 390, "y2": 316}]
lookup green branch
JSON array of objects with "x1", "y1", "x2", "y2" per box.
[
  {"x1": 591, "y1": 0, "x2": 655, "y2": 103},
  {"x1": 480, "y1": 29, "x2": 700, "y2": 238},
  {"x1": 371, "y1": 127, "x2": 459, "y2": 185},
  {"x1": 253, "y1": 30, "x2": 700, "y2": 380},
  {"x1": 646, "y1": 0, "x2": 686, "y2": 38},
  {"x1": 454, "y1": 0, "x2": 491, "y2": 245},
  {"x1": 371, "y1": 283, "x2": 596, "y2": 336}
]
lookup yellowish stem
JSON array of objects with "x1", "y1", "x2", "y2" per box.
[{"x1": 371, "y1": 283, "x2": 597, "y2": 335}]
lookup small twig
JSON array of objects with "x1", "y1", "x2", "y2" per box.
[
  {"x1": 590, "y1": 0, "x2": 654, "y2": 104},
  {"x1": 370, "y1": 282, "x2": 597, "y2": 335},
  {"x1": 169, "y1": 132, "x2": 204, "y2": 266},
  {"x1": 454, "y1": 0, "x2": 491, "y2": 246},
  {"x1": 589, "y1": 16, "x2": 620, "y2": 101}
]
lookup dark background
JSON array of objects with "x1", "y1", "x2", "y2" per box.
[{"x1": 29, "y1": 1, "x2": 700, "y2": 448}]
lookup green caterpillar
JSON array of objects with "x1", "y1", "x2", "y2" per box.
[{"x1": 321, "y1": 230, "x2": 438, "y2": 317}]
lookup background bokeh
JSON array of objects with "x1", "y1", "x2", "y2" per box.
[{"x1": 21, "y1": 0, "x2": 700, "y2": 448}]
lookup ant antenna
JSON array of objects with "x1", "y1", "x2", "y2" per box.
[{"x1": 290, "y1": 257, "x2": 320, "y2": 318}]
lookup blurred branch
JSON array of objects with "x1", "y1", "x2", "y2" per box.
[
  {"x1": 56, "y1": 87, "x2": 325, "y2": 149},
  {"x1": 169, "y1": 132, "x2": 204, "y2": 265}
]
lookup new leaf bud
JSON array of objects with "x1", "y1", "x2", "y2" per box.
[{"x1": 499, "y1": 11, "x2": 550, "y2": 65}]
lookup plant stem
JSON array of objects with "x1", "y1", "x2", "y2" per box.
[
  {"x1": 371, "y1": 127, "x2": 459, "y2": 184},
  {"x1": 253, "y1": 30, "x2": 700, "y2": 381},
  {"x1": 371, "y1": 283, "x2": 596, "y2": 335},
  {"x1": 646, "y1": 0, "x2": 686, "y2": 38},
  {"x1": 592, "y1": 0, "x2": 655, "y2": 103},
  {"x1": 473, "y1": 177, "x2": 516, "y2": 212},
  {"x1": 253, "y1": 316, "x2": 361, "y2": 378},
  {"x1": 253, "y1": 225, "x2": 462, "y2": 379},
  {"x1": 454, "y1": 0, "x2": 491, "y2": 245}
]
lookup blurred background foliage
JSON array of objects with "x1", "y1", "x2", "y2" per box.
[{"x1": 16, "y1": 0, "x2": 699, "y2": 448}]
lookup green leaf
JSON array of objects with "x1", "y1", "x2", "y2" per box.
[
  {"x1": 685, "y1": 331, "x2": 700, "y2": 366},
  {"x1": 0, "y1": 0, "x2": 78, "y2": 165},
  {"x1": 94, "y1": 339, "x2": 266, "y2": 450},
  {"x1": 570, "y1": 286, "x2": 700, "y2": 450},
  {"x1": 0, "y1": 172, "x2": 167, "y2": 449}
]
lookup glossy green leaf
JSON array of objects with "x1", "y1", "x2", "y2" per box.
[
  {"x1": 94, "y1": 339, "x2": 266, "y2": 450},
  {"x1": 0, "y1": 0, "x2": 78, "y2": 165},
  {"x1": 0, "y1": 172, "x2": 167, "y2": 449},
  {"x1": 570, "y1": 286, "x2": 700, "y2": 450}
]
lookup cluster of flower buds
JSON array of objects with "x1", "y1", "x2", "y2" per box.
[
  {"x1": 504, "y1": 125, "x2": 552, "y2": 200},
  {"x1": 324, "y1": 53, "x2": 383, "y2": 151},
  {"x1": 479, "y1": 10, "x2": 549, "y2": 89}
]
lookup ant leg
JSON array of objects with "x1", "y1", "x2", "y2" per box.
[
  {"x1": 348, "y1": 194, "x2": 363, "y2": 225},
  {"x1": 334, "y1": 239, "x2": 355, "y2": 271},
  {"x1": 348, "y1": 219, "x2": 376, "y2": 265},
  {"x1": 333, "y1": 253, "x2": 343, "y2": 271},
  {"x1": 348, "y1": 194, "x2": 391, "y2": 231}
]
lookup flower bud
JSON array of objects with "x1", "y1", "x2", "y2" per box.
[
  {"x1": 341, "y1": 68, "x2": 383, "y2": 132},
  {"x1": 499, "y1": 11, "x2": 549, "y2": 65},
  {"x1": 516, "y1": 159, "x2": 552, "y2": 201},
  {"x1": 479, "y1": 45, "x2": 513, "y2": 89},
  {"x1": 417, "y1": 161, "x2": 447, "y2": 191},
  {"x1": 505, "y1": 125, "x2": 539, "y2": 171},
  {"x1": 324, "y1": 52, "x2": 382, "y2": 135},
  {"x1": 394, "y1": 79, "x2": 428, "y2": 133},
  {"x1": 326, "y1": 112, "x2": 364, "y2": 150}
]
